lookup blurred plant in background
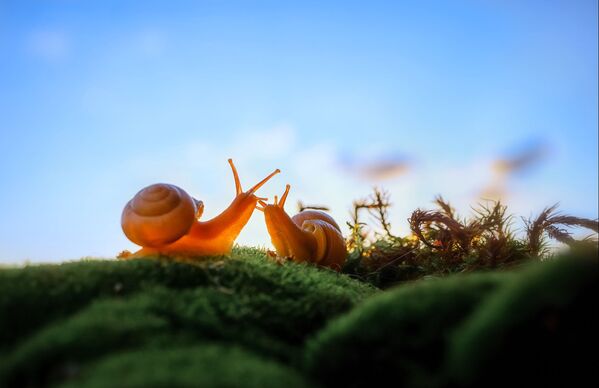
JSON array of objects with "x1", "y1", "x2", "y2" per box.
[{"x1": 310, "y1": 188, "x2": 599, "y2": 289}]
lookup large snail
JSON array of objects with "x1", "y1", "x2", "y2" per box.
[
  {"x1": 119, "y1": 159, "x2": 280, "y2": 258},
  {"x1": 257, "y1": 184, "x2": 347, "y2": 271}
]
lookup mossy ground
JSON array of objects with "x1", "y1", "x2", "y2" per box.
[
  {"x1": 0, "y1": 248, "x2": 374, "y2": 387},
  {"x1": 0, "y1": 247, "x2": 596, "y2": 388}
]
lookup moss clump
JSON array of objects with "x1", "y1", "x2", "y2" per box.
[
  {"x1": 0, "y1": 248, "x2": 375, "y2": 387},
  {"x1": 0, "y1": 248, "x2": 374, "y2": 349},
  {"x1": 1, "y1": 244, "x2": 595, "y2": 387},
  {"x1": 0, "y1": 257, "x2": 214, "y2": 350},
  {"x1": 2, "y1": 291, "x2": 171, "y2": 387},
  {"x1": 447, "y1": 253, "x2": 598, "y2": 388},
  {"x1": 304, "y1": 271, "x2": 511, "y2": 388},
  {"x1": 306, "y1": 252, "x2": 598, "y2": 388},
  {"x1": 58, "y1": 345, "x2": 313, "y2": 388}
]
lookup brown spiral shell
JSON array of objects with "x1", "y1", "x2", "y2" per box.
[
  {"x1": 293, "y1": 211, "x2": 346, "y2": 269},
  {"x1": 291, "y1": 210, "x2": 341, "y2": 232},
  {"x1": 121, "y1": 183, "x2": 198, "y2": 248}
]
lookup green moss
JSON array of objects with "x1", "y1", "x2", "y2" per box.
[
  {"x1": 447, "y1": 254, "x2": 598, "y2": 388},
  {"x1": 0, "y1": 248, "x2": 374, "y2": 349},
  {"x1": 2, "y1": 293, "x2": 170, "y2": 386},
  {"x1": 304, "y1": 271, "x2": 511, "y2": 388},
  {"x1": 2, "y1": 245, "x2": 595, "y2": 387},
  {"x1": 0, "y1": 258, "x2": 213, "y2": 350},
  {"x1": 58, "y1": 344, "x2": 313, "y2": 388},
  {"x1": 0, "y1": 248, "x2": 375, "y2": 387}
]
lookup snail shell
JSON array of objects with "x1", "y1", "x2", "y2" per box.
[
  {"x1": 291, "y1": 210, "x2": 341, "y2": 232},
  {"x1": 121, "y1": 183, "x2": 201, "y2": 248},
  {"x1": 291, "y1": 210, "x2": 345, "y2": 266},
  {"x1": 299, "y1": 217, "x2": 346, "y2": 268},
  {"x1": 260, "y1": 184, "x2": 347, "y2": 270}
]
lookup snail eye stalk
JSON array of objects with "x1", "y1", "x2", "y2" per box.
[
  {"x1": 279, "y1": 184, "x2": 291, "y2": 208},
  {"x1": 228, "y1": 158, "x2": 242, "y2": 195},
  {"x1": 247, "y1": 168, "x2": 281, "y2": 195}
]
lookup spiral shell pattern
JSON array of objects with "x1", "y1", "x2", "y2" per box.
[
  {"x1": 300, "y1": 218, "x2": 346, "y2": 269},
  {"x1": 121, "y1": 183, "x2": 197, "y2": 247},
  {"x1": 292, "y1": 210, "x2": 341, "y2": 232}
]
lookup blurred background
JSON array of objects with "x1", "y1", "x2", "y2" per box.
[{"x1": 0, "y1": 0, "x2": 597, "y2": 263}]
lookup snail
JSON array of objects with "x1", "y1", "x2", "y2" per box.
[
  {"x1": 119, "y1": 159, "x2": 280, "y2": 258},
  {"x1": 257, "y1": 184, "x2": 347, "y2": 271}
]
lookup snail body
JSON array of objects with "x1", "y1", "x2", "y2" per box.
[
  {"x1": 259, "y1": 185, "x2": 347, "y2": 271},
  {"x1": 120, "y1": 159, "x2": 279, "y2": 258}
]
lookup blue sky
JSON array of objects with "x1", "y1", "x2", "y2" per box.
[{"x1": 0, "y1": 0, "x2": 597, "y2": 262}]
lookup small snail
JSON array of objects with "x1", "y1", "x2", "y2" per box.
[
  {"x1": 258, "y1": 184, "x2": 347, "y2": 270},
  {"x1": 120, "y1": 159, "x2": 280, "y2": 258}
]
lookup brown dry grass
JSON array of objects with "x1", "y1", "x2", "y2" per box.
[{"x1": 338, "y1": 189, "x2": 597, "y2": 288}]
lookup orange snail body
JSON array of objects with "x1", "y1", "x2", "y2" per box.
[
  {"x1": 119, "y1": 159, "x2": 280, "y2": 259},
  {"x1": 259, "y1": 185, "x2": 347, "y2": 271}
]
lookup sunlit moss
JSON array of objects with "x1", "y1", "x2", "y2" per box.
[{"x1": 0, "y1": 248, "x2": 375, "y2": 387}]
